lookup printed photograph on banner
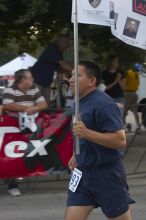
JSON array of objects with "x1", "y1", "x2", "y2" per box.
[
  {"x1": 133, "y1": 0, "x2": 146, "y2": 16},
  {"x1": 88, "y1": 0, "x2": 102, "y2": 8},
  {"x1": 109, "y1": 1, "x2": 114, "y2": 19},
  {"x1": 123, "y1": 17, "x2": 140, "y2": 39}
]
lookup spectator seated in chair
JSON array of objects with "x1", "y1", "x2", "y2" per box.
[{"x1": 2, "y1": 69, "x2": 48, "y2": 196}]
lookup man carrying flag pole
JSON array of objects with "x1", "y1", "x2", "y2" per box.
[
  {"x1": 64, "y1": 1, "x2": 134, "y2": 219},
  {"x1": 65, "y1": 59, "x2": 134, "y2": 220}
]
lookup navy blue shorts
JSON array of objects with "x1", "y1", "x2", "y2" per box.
[{"x1": 67, "y1": 162, "x2": 134, "y2": 218}]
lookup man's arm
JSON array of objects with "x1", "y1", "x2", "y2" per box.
[
  {"x1": 119, "y1": 77, "x2": 126, "y2": 90},
  {"x1": 105, "y1": 73, "x2": 121, "y2": 90},
  {"x1": 25, "y1": 101, "x2": 48, "y2": 115},
  {"x1": 35, "y1": 101, "x2": 48, "y2": 112},
  {"x1": 59, "y1": 60, "x2": 73, "y2": 72},
  {"x1": 84, "y1": 127, "x2": 126, "y2": 149},
  {"x1": 2, "y1": 87, "x2": 28, "y2": 112},
  {"x1": 105, "y1": 80, "x2": 117, "y2": 90},
  {"x1": 73, "y1": 121, "x2": 126, "y2": 149},
  {"x1": 2, "y1": 86, "x2": 48, "y2": 114},
  {"x1": 3, "y1": 103, "x2": 28, "y2": 112},
  {"x1": 3, "y1": 101, "x2": 48, "y2": 115},
  {"x1": 25, "y1": 87, "x2": 48, "y2": 114},
  {"x1": 68, "y1": 152, "x2": 77, "y2": 171},
  {"x1": 118, "y1": 71, "x2": 126, "y2": 90},
  {"x1": 0, "y1": 105, "x2": 3, "y2": 120}
]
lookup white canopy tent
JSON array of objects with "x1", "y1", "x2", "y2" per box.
[{"x1": 0, "y1": 53, "x2": 37, "y2": 76}]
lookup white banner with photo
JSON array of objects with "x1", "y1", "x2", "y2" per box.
[
  {"x1": 72, "y1": 0, "x2": 146, "y2": 50},
  {"x1": 72, "y1": 0, "x2": 114, "y2": 26},
  {"x1": 111, "y1": 0, "x2": 146, "y2": 50}
]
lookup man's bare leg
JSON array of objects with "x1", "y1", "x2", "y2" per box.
[
  {"x1": 108, "y1": 209, "x2": 132, "y2": 220},
  {"x1": 64, "y1": 205, "x2": 94, "y2": 220}
]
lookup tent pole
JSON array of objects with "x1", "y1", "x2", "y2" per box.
[{"x1": 73, "y1": 0, "x2": 80, "y2": 154}]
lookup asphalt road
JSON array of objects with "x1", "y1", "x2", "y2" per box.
[{"x1": 0, "y1": 173, "x2": 145, "y2": 220}]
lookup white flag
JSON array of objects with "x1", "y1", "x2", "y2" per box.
[
  {"x1": 111, "y1": 0, "x2": 146, "y2": 50},
  {"x1": 72, "y1": 0, "x2": 114, "y2": 26},
  {"x1": 71, "y1": 0, "x2": 146, "y2": 50}
]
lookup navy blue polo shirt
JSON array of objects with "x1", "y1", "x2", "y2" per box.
[
  {"x1": 75, "y1": 89, "x2": 124, "y2": 168},
  {"x1": 31, "y1": 44, "x2": 63, "y2": 87}
]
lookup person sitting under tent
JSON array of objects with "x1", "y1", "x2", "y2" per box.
[
  {"x1": 2, "y1": 69, "x2": 48, "y2": 197},
  {"x1": 2, "y1": 69, "x2": 47, "y2": 118}
]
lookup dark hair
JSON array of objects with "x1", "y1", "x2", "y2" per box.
[
  {"x1": 14, "y1": 69, "x2": 29, "y2": 85},
  {"x1": 55, "y1": 34, "x2": 70, "y2": 44},
  {"x1": 106, "y1": 54, "x2": 119, "y2": 68},
  {"x1": 57, "y1": 34, "x2": 70, "y2": 39},
  {"x1": 79, "y1": 60, "x2": 101, "y2": 86}
]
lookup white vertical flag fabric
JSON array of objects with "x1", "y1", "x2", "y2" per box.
[
  {"x1": 72, "y1": 0, "x2": 114, "y2": 26},
  {"x1": 72, "y1": 0, "x2": 146, "y2": 50},
  {"x1": 111, "y1": 0, "x2": 146, "y2": 50}
]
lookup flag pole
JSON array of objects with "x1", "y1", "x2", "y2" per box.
[{"x1": 73, "y1": 0, "x2": 80, "y2": 154}]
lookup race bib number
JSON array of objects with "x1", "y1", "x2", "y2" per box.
[{"x1": 69, "y1": 168, "x2": 82, "y2": 192}]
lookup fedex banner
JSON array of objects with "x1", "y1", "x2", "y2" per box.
[
  {"x1": 0, "y1": 112, "x2": 73, "y2": 178},
  {"x1": 72, "y1": 0, "x2": 146, "y2": 50}
]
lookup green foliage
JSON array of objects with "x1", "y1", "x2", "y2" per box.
[{"x1": 0, "y1": 0, "x2": 71, "y2": 52}]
